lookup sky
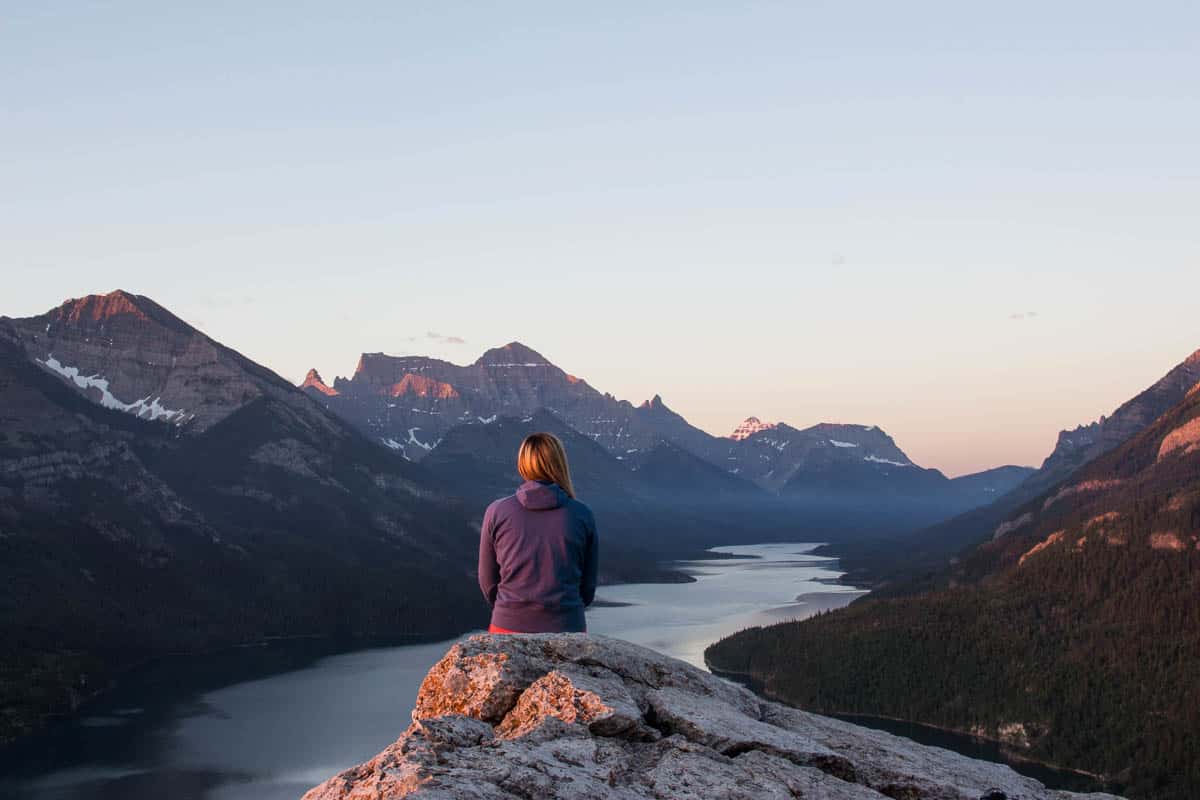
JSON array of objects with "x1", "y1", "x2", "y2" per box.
[{"x1": 3, "y1": 2, "x2": 1198, "y2": 476}]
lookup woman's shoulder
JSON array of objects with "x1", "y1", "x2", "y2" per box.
[
  {"x1": 565, "y1": 496, "x2": 596, "y2": 525},
  {"x1": 485, "y1": 493, "x2": 521, "y2": 517}
]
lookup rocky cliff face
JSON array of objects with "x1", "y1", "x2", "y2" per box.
[
  {"x1": 6, "y1": 290, "x2": 292, "y2": 432},
  {"x1": 303, "y1": 634, "x2": 1122, "y2": 800},
  {"x1": 1028, "y1": 348, "x2": 1200, "y2": 498},
  {"x1": 306, "y1": 342, "x2": 716, "y2": 462}
]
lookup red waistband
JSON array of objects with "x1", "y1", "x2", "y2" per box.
[{"x1": 487, "y1": 623, "x2": 586, "y2": 635}]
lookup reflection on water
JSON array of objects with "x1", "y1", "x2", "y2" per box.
[{"x1": 0, "y1": 543, "x2": 856, "y2": 799}]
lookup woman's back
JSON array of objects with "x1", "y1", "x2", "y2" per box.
[{"x1": 478, "y1": 479, "x2": 598, "y2": 633}]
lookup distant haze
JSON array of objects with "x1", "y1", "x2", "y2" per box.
[{"x1": 4, "y1": 2, "x2": 1198, "y2": 476}]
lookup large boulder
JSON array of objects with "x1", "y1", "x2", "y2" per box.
[{"x1": 303, "y1": 634, "x2": 1123, "y2": 800}]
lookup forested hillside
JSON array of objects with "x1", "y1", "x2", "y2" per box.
[
  {"x1": 819, "y1": 349, "x2": 1200, "y2": 593},
  {"x1": 708, "y1": 382, "x2": 1200, "y2": 800}
]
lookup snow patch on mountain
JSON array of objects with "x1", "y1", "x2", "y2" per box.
[
  {"x1": 407, "y1": 427, "x2": 439, "y2": 451},
  {"x1": 865, "y1": 455, "x2": 909, "y2": 467},
  {"x1": 38, "y1": 355, "x2": 190, "y2": 424},
  {"x1": 484, "y1": 363, "x2": 548, "y2": 368}
]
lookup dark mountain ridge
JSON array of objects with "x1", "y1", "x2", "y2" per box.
[
  {"x1": 0, "y1": 297, "x2": 496, "y2": 743},
  {"x1": 821, "y1": 347, "x2": 1200, "y2": 590},
  {"x1": 707, "y1": 369, "x2": 1200, "y2": 799}
]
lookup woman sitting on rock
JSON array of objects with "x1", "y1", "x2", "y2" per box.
[{"x1": 478, "y1": 432, "x2": 599, "y2": 634}]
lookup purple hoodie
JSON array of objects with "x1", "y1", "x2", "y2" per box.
[{"x1": 477, "y1": 480, "x2": 599, "y2": 633}]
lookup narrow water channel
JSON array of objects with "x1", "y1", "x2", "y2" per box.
[{"x1": 1, "y1": 544, "x2": 1101, "y2": 798}]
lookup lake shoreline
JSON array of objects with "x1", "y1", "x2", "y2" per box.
[
  {"x1": 0, "y1": 548, "x2": 751, "y2": 750},
  {"x1": 830, "y1": 713, "x2": 1113, "y2": 783},
  {"x1": 1, "y1": 542, "x2": 867, "y2": 800},
  {"x1": 706, "y1": 664, "x2": 1118, "y2": 794}
]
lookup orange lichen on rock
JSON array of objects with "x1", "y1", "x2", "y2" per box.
[
  {"x1": 493, "y1": 669, "x2": 647, "y2": 740},
  {"x1": 412, "y1": 646, "x2": 525, "y2": 723}
]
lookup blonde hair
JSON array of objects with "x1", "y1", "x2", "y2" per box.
[{"x1": 517, "y1": 432, "x2": 576, "y2": 498}]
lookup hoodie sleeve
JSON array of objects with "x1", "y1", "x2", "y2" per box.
[
  {"x1": 478, "y1": 502, "x2": 500, "y2": 607},
  {"x1": 580, "y1": 507, "x2": 599, "y2": 607}
]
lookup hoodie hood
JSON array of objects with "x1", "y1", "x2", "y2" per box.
[{"x1": 516, "y1": 480, "x2": 567, "y2": 510}]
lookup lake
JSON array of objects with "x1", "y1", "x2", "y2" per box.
[{"x1": 0, "y1": 543, "x2": 862, "y2": 800}]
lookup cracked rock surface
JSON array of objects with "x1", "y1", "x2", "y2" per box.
[{"x1": 302, "y1": 634, "x2": 1124, "y2": 800}]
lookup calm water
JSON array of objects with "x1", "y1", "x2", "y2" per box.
[{"x1": 0, "y1": 543, "x2": 862, "y2": 800}]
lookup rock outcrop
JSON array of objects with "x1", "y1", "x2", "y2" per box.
[
  {"x1": 303, "y1": 635, "x2": 1122, "y2": 800},
  {"x1": 1028, "y1": 348, "x2": 1200, "y2": 498}
]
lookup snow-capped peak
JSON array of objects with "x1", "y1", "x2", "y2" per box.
[{"x1": 730, "y1": 416, "x2": 777, "y2": 441}]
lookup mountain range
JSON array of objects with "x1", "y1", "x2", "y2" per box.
[
  {"x1": 0, "y1": 289, "x2": 1031, "y2": 746},
  {"x1": 5, "y1": 288, "x2": 1195, "y2": 798},
  {"x1": 304, "y1": 342, "x2": 1034, "y2": 527}
]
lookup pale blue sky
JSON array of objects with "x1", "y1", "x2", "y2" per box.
[{"x1": 4, "y1": 2, "x2": 1198, "y2": 475}]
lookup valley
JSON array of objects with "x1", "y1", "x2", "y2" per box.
[
  {"x1": 0, "y1": 290, "x2": 1018, "y2": 751},
  {"x1": 0, "y1": 544, "x2": 859, "y2": 800},
  {"x1": 707, "y1": 352, "x2": 1200, "y2": 799},
  {"x1": 2, "y1": 290, "x2": 1195, "y2": 800}
]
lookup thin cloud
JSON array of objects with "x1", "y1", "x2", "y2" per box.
[
  {"x1": 1008, "y1": 311, "x2": 1039, "y2": 320},
  {"x1": 427, "y1": 331, "x2": 467, "y2": 345}
]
